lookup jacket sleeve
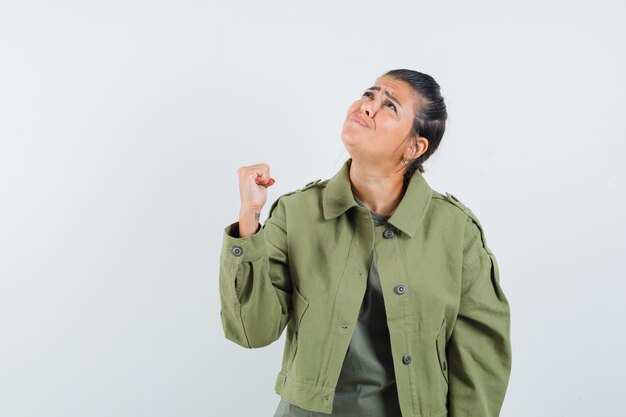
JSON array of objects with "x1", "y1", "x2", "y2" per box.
[
  {"x1": 448, "y1": 216, "x2": 512, "y2": 417},
  {"x1": 218, "y1": 196, "x2": 293, "y2": 348}
]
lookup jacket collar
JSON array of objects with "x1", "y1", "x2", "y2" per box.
[{"x1": 322, "y1": 158, "x2": 433, "y2": 238}]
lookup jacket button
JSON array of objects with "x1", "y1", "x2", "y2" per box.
[
  {"x1": 394, "y1": 284, "x2": 406, "y2": 295},
  {"x1": 402, "y1": 354, "x2": 412, "y2": 365},
  {"x1": 383, "y1": 229, "x2": 395, "y2": 239},
  {"x1": 231, "y1": 246, "x2": 243, "y2": 256}
]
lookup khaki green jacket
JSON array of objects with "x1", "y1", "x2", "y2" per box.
[{"x1": 219, "y1": 158, "x2": 512, "y2": 417}]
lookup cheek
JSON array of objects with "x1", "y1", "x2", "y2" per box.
[
  {"x1": 378, "y1": 118, "x2": 402, "y2": 135},
  {"x1": 347, "y1": 100, "x2": 362, "y2": 114},
  {"x1": 383, "y1": 117, "x2": 413, "y2": 137},
  {"x1": 376, "y1": 120, "x2": 412, "y2": 150}
]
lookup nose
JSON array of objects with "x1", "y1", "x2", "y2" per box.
[{"x1": 360, "y1": 99, "x2": 379, "y2": 118}]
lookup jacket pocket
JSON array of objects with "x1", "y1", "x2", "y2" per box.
[
  {"x1": 291, "y1": 286, "x2": 309, "y2": 362},
  {"x1": 435, "y1": 318, "x2": 449, "y2": 384}
]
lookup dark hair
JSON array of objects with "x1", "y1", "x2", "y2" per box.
[{"x1": 381, "y1": 69, "x2": 447, "y2": 184}]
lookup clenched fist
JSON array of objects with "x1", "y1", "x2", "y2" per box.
[{"x1": 237, "y1": 163, "x2": 276, "y2": 238}]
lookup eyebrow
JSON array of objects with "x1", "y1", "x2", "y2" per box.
[{"x1": 366, "y1": 86, "x2": 403, "y2": 109}]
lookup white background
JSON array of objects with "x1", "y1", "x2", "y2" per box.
[{"x1": 1, "y1": 1, "x2": 625, "y2": 416}]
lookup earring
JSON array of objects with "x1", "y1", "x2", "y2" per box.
[{"x1": 403, "y1": 158, "x2": 409, "y2": 166}]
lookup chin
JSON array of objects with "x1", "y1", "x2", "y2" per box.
[
  {"x1": 341, "y1": 134, "x2": 356, "y2": 151},
  {"x1": 340, "y1": 127, "x2": 364, "y2": 148}
]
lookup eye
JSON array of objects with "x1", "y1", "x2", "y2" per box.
[{"x1": 361, "y1": 92, "x2": 397, "y2": 113}]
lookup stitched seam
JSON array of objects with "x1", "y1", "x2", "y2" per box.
[
  {"x1": 266, "y1": 217, "x2": 286, "y2": 232},
  {"x1": 462, "y1": 249, "x2": 489, "y2": 268},
  {"x1": 319, "y1": 222, "x2": 358, "y2": 381},
  {"x1": 460, "y1": 252, "x2": 492, "y2": 300}
]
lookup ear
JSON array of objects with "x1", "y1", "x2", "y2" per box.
[
  {"x1": 416, "y1": 136, "x2": 429, "y2": 157},
  {"x1": 403, "y1": 136, "x2": 428, "y2": 160}
]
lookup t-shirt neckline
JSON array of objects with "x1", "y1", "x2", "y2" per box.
[{"x1": 352, "y1": 193, "x2": 391, "y2": 223}]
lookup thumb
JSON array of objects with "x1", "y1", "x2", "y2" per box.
[{"x1": 255, "y1": 175, "x2": 276, "y2": 188}]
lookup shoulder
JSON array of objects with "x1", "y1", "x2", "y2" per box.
[
  {"x1": 266, "y1": 178, "x2": 329, "y2": 219},
  {"x1": 431, "y1": 190, "x2": 476, "y2": 220},
  {"x1": 431, "y1": 189, "x2": 494, "y2": 256},
  {"x1": 275, "y1": 177, "x2": 328, "y2": 203},
  {"x1": 300, "y1": 178, "x2": 329, "y2": 191}
]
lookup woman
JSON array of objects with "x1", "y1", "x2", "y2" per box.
[{"x1": 219, "y1": 69, "x2": 512, "y2": 417}]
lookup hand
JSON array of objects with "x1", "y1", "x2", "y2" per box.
[
  {"x1": 237, "y1": 163, "x2": 276, "y2": 237},
  {"x1": 237, "y1": 163, "x2": 276, "y2": 211}
]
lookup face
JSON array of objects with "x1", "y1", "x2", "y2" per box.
[{"x1": 341, "y1": 75, "x2": 426, "y2": 168}]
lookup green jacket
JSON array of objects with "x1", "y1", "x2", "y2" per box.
[{"x1": 219, "y1": 158, "x2": 512, "y2": 417}]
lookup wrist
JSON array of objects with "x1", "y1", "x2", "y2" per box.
[
  {"x1": 239, "y1": 206, "x2": 262, "y2": 219},
  {"x1": 238, "y1": 207, "x2": 262, "y2": 238}
]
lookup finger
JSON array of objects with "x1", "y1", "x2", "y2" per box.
[
  {"x1": 252, "y1": 169, "x2": 271, "y2": 182},
  {"x1": 255, "y1": 176, "x2": 276, "y2": 187},
  {"x1": 241, "y1": 166, "x2": 269, "y2": 181},
  {"x1": 255, "y1": 165, "x2": 270, "y2": 178},
  {"x1": 254, "y1": 176, "x2": 274, "y2": 184}
]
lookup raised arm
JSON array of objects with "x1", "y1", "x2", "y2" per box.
[{"x1": 219, "y1": 163, "x2": 292, "y2": 348}]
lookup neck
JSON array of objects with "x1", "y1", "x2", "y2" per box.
[{"x1": 348, "y1": 158, "x2": 407, "y2": 216}]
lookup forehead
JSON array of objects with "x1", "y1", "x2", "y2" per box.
[
  {"x1": 373, "y1": 76, "x2": 417, "y2": 106},
  {"x1": 375, "y1": 75, "x2": 409, "y2": 91}
]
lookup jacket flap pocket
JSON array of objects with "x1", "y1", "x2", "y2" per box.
[
  {"x1": 435, "y1": 318, "x2": 449, "y2": 383},
  {"x1": 292, "y1": 286, "x2": 309, "y2": 329}
]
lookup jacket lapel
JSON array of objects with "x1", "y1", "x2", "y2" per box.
[{"x1": 322, "y1": 158, "x2": 433, "y2": 238}]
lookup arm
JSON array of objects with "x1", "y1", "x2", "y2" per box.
[
  {"x1": 448, "y1": 217, "x2": 512, "y2": 417},
  {"x1": 219, "y1": 196, "x2": 293, "y2": 348}
]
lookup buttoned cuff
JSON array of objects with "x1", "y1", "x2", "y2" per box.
[{"x1": 221, "y1": 221, "x2": 266, "y2": 262}]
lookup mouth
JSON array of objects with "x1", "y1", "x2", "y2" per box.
[{"x1": 350, "y1": 116, "x2": 368, "y2": 127}]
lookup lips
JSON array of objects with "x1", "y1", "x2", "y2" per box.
[{"x1": 350, "y1": 116, "x2": 368, "y2": 127}]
